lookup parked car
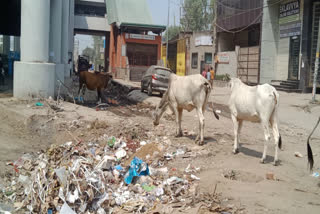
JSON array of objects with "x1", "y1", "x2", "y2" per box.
[{"x1": 141, "y1": 66, "x2": 172, "y2": 96}]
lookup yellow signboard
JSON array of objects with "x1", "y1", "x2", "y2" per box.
[{"x1": 176, "y1": 39, "x2": 186, "y2": 76}]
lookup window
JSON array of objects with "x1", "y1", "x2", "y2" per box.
[
  {"x1": 192, "y1": 53, "x2": 198, "y2": 68},
  {"x1": 205, "y1": 53, "x2": 212, "y2": 64}
]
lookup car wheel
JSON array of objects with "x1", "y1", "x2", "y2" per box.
[{"x1": 147, "y1": 84, "x2": 152, "y2": 96}]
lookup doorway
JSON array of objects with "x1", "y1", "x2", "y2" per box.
[{"x1": 288, "y1": 35, "x2": 301, "y2": 80}]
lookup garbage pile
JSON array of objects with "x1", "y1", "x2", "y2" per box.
[{"x1": 0, "y1": 136, "x2": 208, "y2": 214}]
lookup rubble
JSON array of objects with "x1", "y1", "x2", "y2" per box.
[{"x1": 0, "y1": 135, "x2": 216, "y2": 214}]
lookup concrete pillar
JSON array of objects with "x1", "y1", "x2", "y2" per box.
[
  {"x1": 20, "y1": 1, "x2": 50, "y2": 62},
  {"x1": 68, "y1": 0, "x2": 75, "y2": 76},
  {"x1": 260, "y1": 0, "x2": 279, "y2": 83},
  {"x1": 14, "y1": 37, "x2": 20, "y2": 52},
  {"x1": 14, "y1": 0, "x2": 55, "y2": 98},
  {"x1": 49, "y1": 0, "x2": 64, "y2": 89},
  {"x1": 3, "y1": 36, "x2": 10, "y2": 55},
  {"x1": 61, "y1": 0, "x2": 70, "y2": 78},
  {"x1": 49, "y1": 0, "x2": 62, "y2": 63}
]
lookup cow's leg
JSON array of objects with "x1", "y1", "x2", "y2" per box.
[
  {"x1": 97, "y1": 89, "x2": 102, "y2": 104},
  {"x1": 261, "y1": 121, "x2": 271, "y2": 164},
  {"x1": 178, "y1": 108, "x2": 183, "y2": 137},
  {"x1": 196, "y1": 108, "x2": 205, "y2": 145},
  {"x1": 231, "y1": 114, "x2": 240, "y2": 154},
  {"x1": 270, "y1": 116, "x2": 280, "y2": 166}
]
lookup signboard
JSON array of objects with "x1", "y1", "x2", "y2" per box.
[
  {"x1": 100, "y1": 47, "x2": 104, "y2": 53},
  {"x1": 125, "y1": 33, "x2": 155, "y2": 41},
  {"x1": 217, "y1": 52, "x2": 229, "y2": 64},
  {"x1": 279, "y1": 0, "x2": 301, "y2": 38},
  {"x1": 195, "y1": 35, "x2": 213, "y2": 46}
]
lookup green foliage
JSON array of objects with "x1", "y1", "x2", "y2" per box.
[
  {"x1": 180, "y1": 0, "x2": 215, "y2": 31},
  {"x1": 215, "y1": 74, "x2": 231, "y2": 81},
  {"x1": 163, "y1": 26, "x2": 181, "y2": 41}
]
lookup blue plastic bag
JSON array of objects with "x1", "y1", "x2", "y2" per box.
[{"x1": 124, "y1": 157, "x2": 150, "y2": 184}]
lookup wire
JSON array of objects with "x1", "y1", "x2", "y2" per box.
[{"x1": 216, "y1": 11, "x2": 263, "y2": 34}]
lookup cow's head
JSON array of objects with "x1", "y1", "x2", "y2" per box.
[
  {"x1": 228, "y1": 78, "x2": 242, "y2": 91},
  {"x1": 103, "y1": 73, "x2": 113, "y2": 89},
  {"x1": 153, "y1": 92, "x2": 169, "y2": 126}
]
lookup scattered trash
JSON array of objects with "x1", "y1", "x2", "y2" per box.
[
  {"x1": 35, "y1": 102, "x2": 43, "y2": 106},
  {"x1": 191, "y1": 174, "x2": 201, "y2": 180},
  {"x1": 115, "y1": 148, "x2": 127, "y2": 160},
  {"x1": 60, "y1": 202, "x2": 77, "y2": 214},
  {"x1": 312, "y1": 172, "x2": 319, "y2": 178},
  {"x1": 0, "y1": 134, "x2": 229, "y2": 213},
  {"x1": 124, "y1": 157, "x2": 150, "y2": 184},
  {"x1": 140, "y1": 141, "x2": 147, "y2": 146},
  {"x1": 216, "y1": 109, "x2": 222, "y2": 114},
  {"x1": 266, "y1": 172, "x2": 275, "y2": 180},
  {"x1": 294, "y1": 152, "x2": 303, "y2": 158}
]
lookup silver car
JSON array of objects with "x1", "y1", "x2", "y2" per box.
[{"x1": 141, "y1": 66, "x2": 172, "y2": 96}]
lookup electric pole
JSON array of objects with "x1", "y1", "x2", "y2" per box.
[
  {"x1": 312, "y1": 18, "x2": 320, "y2": 102},
  {"x1": 213, "y1": 0, "x2": 218, "y2": 73},
  {"x1": 166, "y1": 0, "x2": 170, "y2": 68}
]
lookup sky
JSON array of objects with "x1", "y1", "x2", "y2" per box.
[{"x1": 75, "y1": 0, "x2": 181, "y2": 54}]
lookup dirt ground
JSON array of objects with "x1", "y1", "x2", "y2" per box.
[{"x1": 0, "y1": 82, "x2": 320, "y2": 213}]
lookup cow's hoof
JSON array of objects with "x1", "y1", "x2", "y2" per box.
[
  {"x1": 273, "y1": 160, "x2": 280, "y2": 166},
  {"x1": 175, "y1": 132, "x2": 183, "y2": 138},
  {"x1": 260, "y1": 158, "x2": 266, "y2": 164},
  {"x1": 198, "y1": 141, "x2": 204, "y2": 146},
  {"x1": 233, "y1": 148, "x2": 239, "y2": 154}
]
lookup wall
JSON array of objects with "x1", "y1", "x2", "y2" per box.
[
  {"x1": 216, "y1": 51, "x2": 238, "y2": 77},
  {"x1": 188, "y1": 32, "x2": 214, "y2": 75}
]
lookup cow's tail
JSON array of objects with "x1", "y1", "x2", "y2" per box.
[
  {"x1": 203, "y1": 80, "x2": 219, "y2": 120},
  {"x1": 307, "y1": 117, "x2": 320, "y2": 171}
]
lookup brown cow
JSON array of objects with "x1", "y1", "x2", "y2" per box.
[{"x1": 78, "y1": 71, "x2": 113, "y2": 103}]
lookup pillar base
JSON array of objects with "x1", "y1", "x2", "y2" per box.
[{"x1": 14, "y1": 61, "x2": 55, "y2": 98}]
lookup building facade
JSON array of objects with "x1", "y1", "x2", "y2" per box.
[{"x1": 260, "y1": 0, "x2": 320, "y2": 92}]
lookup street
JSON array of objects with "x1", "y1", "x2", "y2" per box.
[{"x1": 0, "y1": 81, "x2": 319, "y2": 213}]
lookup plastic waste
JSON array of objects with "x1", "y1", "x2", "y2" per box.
[
  {"x1": 312, "y1": 172, "x2": 319, "y2": 178},
  {"x1": 115, "y1": 148, "x2": 127, "y2": 160},
  {"x1": 124, "y1": 157, "x2": 150, "y2": 184},
  {"x1": 140, "y1": 141, "x2": 147, "y2": 146},
  {"x1": 55, "y1": 167, "x2": 67, "y2": 187},
  {"x1": 154, "y1": 187, "x2": 164, "y2": 196},
  {"x1": 107, "y1": 136, "x2": 116, "y2": 148},
  {"x1": 142, "y1": 184, "x2": 156, "y2": 192},
  {"x1": 115, "y1": 165, "x2": 123, "y2": 171},
  {"x1": 60, "y1": 202, "x2": 77, "y2": 214},
  {"x1": 35, "y1": 102, "x2": 44, "y2": 106},
  {"x1": 191, "y1": 174, "x2": 200, "y2": 180},
  {"x1": 294, "y1": 152, "x2": 303, "y2": 158}
]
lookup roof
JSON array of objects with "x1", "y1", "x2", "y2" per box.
[{"x1": 106, "y1": 0, "x2": 166, "y2": 32}]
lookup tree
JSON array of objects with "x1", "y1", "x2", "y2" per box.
[
  {"x1": 163, "y1": 26, "x2": 181, "y2": 41},
  {"x1": 180, "y1": 0, "x2": 215, "y2": 31},
  {"x1": 82, "y1": 46, "x2": 95, "y2": 62}
]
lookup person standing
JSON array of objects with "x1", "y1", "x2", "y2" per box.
[
  {"x1": 210, "y1": 67, "x2": 215, "y2": 86},
  {"x1": 202, "y1": 68, "x2": 206, "y2": 78},
  {"x1": 206, "y1": 68, "x2": 211, "y2": 81}
]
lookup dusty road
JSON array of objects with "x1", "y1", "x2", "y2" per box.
[{"x1": 0, "y1": 82, "x2": 320, "y2": 213}]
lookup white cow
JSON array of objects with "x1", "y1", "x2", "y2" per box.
[
  {"x1": 228, "y1": 78, "x2": 282, "y2": 165},
  {"x1": 153, "y1": 74, "x2": 219, "y2": 145}
]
